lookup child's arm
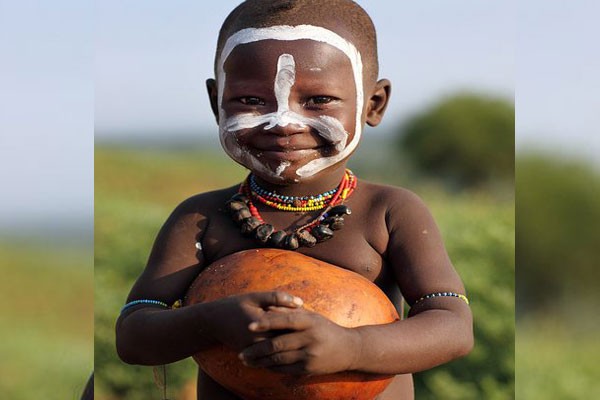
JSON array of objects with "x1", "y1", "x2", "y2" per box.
[
  {"x1": 115, "y1": 195, "x2": 303, "y2": 366},
  {"x1": 239, "y1": 189, "x2": 473, "y2": 375},
  {"x1": 348, "y1": 189, "x2": 473, "y2": 373}
]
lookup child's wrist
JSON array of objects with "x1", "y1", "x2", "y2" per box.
[
  {"x1": 346, "y1": 327, "x2": 364, "y2": 371},
  {"x1": 190, "y1": 302, "x2": 217, "y2": 344}
]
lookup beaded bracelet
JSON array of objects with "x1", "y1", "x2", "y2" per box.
[
  {"x1": 120, "y1": 299, "x2": 169, "y2": 314},
  {"x1": 414, "y1": 292, "x2": 470, "y2": 306}
]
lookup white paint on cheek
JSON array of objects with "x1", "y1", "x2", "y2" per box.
[
  {"x1": 223, "y1": 113, "x2": 271, "y2": 132},
  {"x1": 275, "y1": 161, "x2": 291, "y2": 177},
  {"x1": 312, "y1": 116, "x2": 347, "y2": 151}
]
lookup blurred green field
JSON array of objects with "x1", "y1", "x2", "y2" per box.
[
  {"x1": 517, "y1": 319, "x2": 600, "y2": 399},
  {"x1": 95, "y1": 145, "x2": 514, "y2": 399},
  {"x1": 515, "y1": 153, "x2": 600, "y2": 399},
  {"x1": 0, "y1": 242, "x2": 93, "y2": 399}
]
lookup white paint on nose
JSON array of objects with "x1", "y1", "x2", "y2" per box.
[
  {"x1": 274, "y1": 55, "x2": 294, "y2": 114},
  {"x1": 265, "y1": 53, "x2": 305, "y2": 130}
]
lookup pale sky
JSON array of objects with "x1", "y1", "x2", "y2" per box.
[
  {"x1": 94, "y1": 0, "x2": 514, "y2": 139},
  {"x1": 2, "y1": 0, "x2": 598, "y2": 232}
]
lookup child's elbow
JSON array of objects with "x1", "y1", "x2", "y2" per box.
[
  {"x1": 115, "y1": 318, "x2": 146, "y2": 365},
  {"x1": 116, "y1": 332, "x2": 138, "y2": 365},
  {"x1": 454, "y1": 327, "x2": 474, "y2": 359},
  {"x1": 116, "y1": 335, "x2": 156, "y2": 365}
]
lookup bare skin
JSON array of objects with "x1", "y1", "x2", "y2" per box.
[{"x1": 116, "y1": 33, "x2": 473, "y2": 400}]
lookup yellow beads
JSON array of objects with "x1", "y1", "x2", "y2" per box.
[{"x1": 262, "y1": 200, "x2": 326, "y2": 211}]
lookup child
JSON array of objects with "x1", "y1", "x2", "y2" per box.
[{"x1": 116, "y1": 1, "x2": 473, "y2": 399}]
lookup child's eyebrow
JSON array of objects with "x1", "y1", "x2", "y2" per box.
[{"x1": 224, "y1": 81, "x2": 273, "y2": 91}]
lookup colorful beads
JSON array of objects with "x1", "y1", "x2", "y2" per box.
[
  {"x1": 225, "y1": 169, "x2": 358, "y2": 250},
  {"x1": 247, "y1": 170, "x2": 356, "y2": 212},
  {"x1": 249, "y1": 175, "x2": 337, "y2": 210},
  {"x1": 121, "y1": 299, "x2": 169, "y2": 313},
  {"x1": 413, "y1": 292, "x2": 470, "y2": 306}
]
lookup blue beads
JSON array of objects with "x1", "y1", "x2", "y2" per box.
[
  {"x1": 249, "y1": 174, "x2": 338, "y2": 204},
  {"x1": 121, "y1": 299, "x2": 169, "y2": 313},
  {"x1": 414, "y1": 292, "x2": 469, "y2": 306}
]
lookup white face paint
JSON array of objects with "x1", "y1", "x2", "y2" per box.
[
  {"x1": 223, "y1": 53, "x2": 348, "y2": 153},
  {"x1": 217, "y1": 25, "x2": 364, "y2": 180}
]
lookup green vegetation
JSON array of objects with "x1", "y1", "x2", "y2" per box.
[
  {"x1": 515, "y1": 153, "x2": 600, "y2": 398},
  {"x1": 400, "y1": 93, "x2": 514, "y2": 189},
  {"x1": 0, "y1": 242, "x2": 93, "y2": 400},
  {"x1": 517, "y1": 319, "x2": 600, "y2": 399},
  {"x1": 95, "y1": 145, "x2": 513, "y2": 399},
  {"x1": 516, "y1": 154, "x2": 600, "y2": 312}
]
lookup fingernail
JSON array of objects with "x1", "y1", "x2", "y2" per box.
[
  {"x1": 293, "y1": 296, "x2": 304, "y2": 306},
  {"x1": 248, "y1": 322, "x2": 259, "y2": 331}
]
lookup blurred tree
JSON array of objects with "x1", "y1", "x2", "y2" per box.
[
  {"x1": 399, "y1": 93, "x2": 514, "y2": 188},
  {"x1": 516, "y1": 154, "x2": 600, "y2": 313}
]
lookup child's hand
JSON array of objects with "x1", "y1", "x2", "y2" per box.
[
  {"x1": 203, "y1": 292, "x2": 304, "y2": 352},
  {"x1": 238, "y1": 309, "x2": 361, "y2": 375}
]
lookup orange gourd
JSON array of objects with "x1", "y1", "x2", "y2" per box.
[{"x1": 185, "y1": 248, "x2": 399, "y2": 400}]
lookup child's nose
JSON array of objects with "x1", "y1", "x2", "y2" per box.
[{"x1": 267, "y1": 121, "x2": 310, "y2": 137}]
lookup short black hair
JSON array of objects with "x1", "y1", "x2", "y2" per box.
[{"x1": 215, "y1": 0, "x2": 378, "y2": 83}]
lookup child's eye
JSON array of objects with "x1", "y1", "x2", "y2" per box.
[
  {"x1": 238, "y1": 97, "x2": 265, "y2": 106},
  {"x1": 305, "y1": 96, "x2": 337, "y2": 109}
]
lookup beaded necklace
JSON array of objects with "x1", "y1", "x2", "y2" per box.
[
  {"x1": 225, "y1": 169, "x2": 357, "y2": 250},
  {"x1": 249, "y1": 174, "x2": 337, "y2": 211}
]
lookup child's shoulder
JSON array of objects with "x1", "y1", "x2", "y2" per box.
[
  {"x1": 356, "y1": 180, "x2": 436, "y2": 235},
  {"x1": 158, "y1": 186, "x2": 239, "y2": 237},
  {"x1": 358, "y1": 180, "x2": 428, "y2": 212},
  {"x1": 170, "y1": 185, "x2": 239, "y2": 217}
]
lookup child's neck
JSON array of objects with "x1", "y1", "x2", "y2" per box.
[{"x1": 252, "y1": 164, "x2": 349, "y2": 198}]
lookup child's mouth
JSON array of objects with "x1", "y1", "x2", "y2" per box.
[{"x1": 255, "y1": 147, "x2": 322, "y2": 162}]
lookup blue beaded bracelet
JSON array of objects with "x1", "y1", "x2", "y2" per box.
[
  {"x1": 414, "y1": 292, "x2": 470, "y2": 306},
  {"x1": 121, "y1": 299, "x2": 169, "y2": 313}
]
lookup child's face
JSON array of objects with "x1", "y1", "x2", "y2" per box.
[{"x1": 214, "y1": 26, "x2": 365, "y2": 184}]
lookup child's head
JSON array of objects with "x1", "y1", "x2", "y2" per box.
[{"x1": 207, "y1": 0, "x2": 390, "y2": 184}]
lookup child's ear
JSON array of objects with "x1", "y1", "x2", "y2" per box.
[
  {"x1": 206, "y1": 78, "x2": 220, "y2": 123},
  {"x1": 365, "y1": 79, "x2": 391, "y2": 127}
]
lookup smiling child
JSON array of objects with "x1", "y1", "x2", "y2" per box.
[{"x1": 116, "y1": 1, "x2": 473, "y2": 399}]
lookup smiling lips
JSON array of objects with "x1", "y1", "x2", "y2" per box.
[{"x1": 252, "y1": 137, "x2": 326, "y2": 161}]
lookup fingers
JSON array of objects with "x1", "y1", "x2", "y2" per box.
[
  {"x1": 243, "y1": 351, "x2": 307, "y2": 371},
  {"x1": 248, "y1": 310, "x2": 313, "y2": 333},
  {"x1": 240, "y1": 331, "x2": 309, "y2": 372},
  {"x1": 240, "y1": 331, "x2": 308, "y2": 361},
  {"x1": 267, "y1": 362, "x2": 308, "y2": 375},
  {"x1": 240, "y1": 334, "x2": 311, "y2": 375},
  {"x1": 266, "y1": 305, "x2": 296, "y2": 312},
  {"x1": 248, "y1": 291, "x2": 304, "y2": 309}
]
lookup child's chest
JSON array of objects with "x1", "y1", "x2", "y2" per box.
[{"x1": 200, "y1": 206, "x2": 388, "y2": 284}]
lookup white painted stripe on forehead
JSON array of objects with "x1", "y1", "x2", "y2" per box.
[{"x1": 217, "y1": 24, "x2": 364, "y2": 132}]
